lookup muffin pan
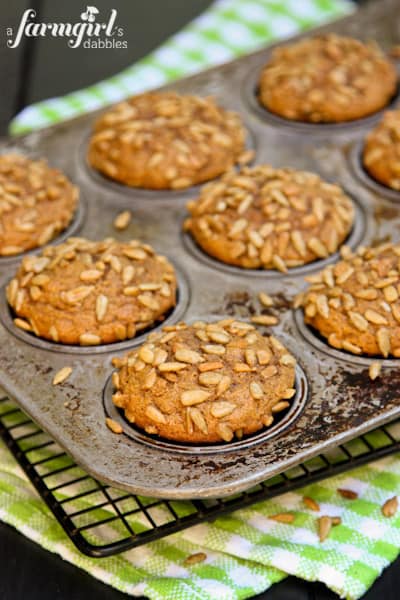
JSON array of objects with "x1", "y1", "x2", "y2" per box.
[{"x1": 0, "y1": 0, "x2": 399, "y2": 499}]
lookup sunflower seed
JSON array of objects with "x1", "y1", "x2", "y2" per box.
[
  {"x1": 342, "y1": 340, "x2": 362, "y2": 354},
  {"x1": 105, "y1": 418, "x2": 123, "y2": 434},
  {"x1": 53, "y1": 366, "x2": 72, "y2": 385},
  {"x1": 79, "y1": 333, "x2": 101, "y2": 345},
  {"x1": 198, "y1": 361, "x2": 224, "y2": 372},
  {"x1": 139, "y1": 346, "x2": 155, "y2": 364},
  {"x1": 79, "y1": 269, "x2": 103, "y2": 282},
  {"x1": 261, "y1": 365, "x2": 278, "y2": 378},
  {"x1": 318, "y1": 516, "x2": 332, "y2": 542},
  {"x1": 377, "y1": 328, "x2": 391, "y2": 357},
  {"x1": 337, "y1": 488, "x2": 358, "y2": 499},
  {"x1": 96, "y1": 294, "x2": 108, "y2": 321},
  {"x1": 257, "y1": 349, "x2": 271, "y2": 365},
  {"x1": 146, "y1": 404, "x2": 166, "y2": 424},
  {"x1": 269, "y1": 513, "x2": 295, "y2": 524},
  {"x1": 49, "y1": 326, "x2": 59, "y2": 342},
  {"x1": 122, "y1": 265, "x2": 135, "y2": 286},
  {"x1": 207, "y1": 330, "x2": 230, "y2": 344},
  {"x1": 181, "y1": 389, "x2": 211, "y2": 406},
  {"x1": 272, "y1": 401, "x2": 289, "y2": 413},
  {"x1": 143, "y1": 369, "x2": 157, "y2": 390},
  {"x1": 13, "y1": 318, "x2": 32, "y2": 332},
  {"x1": 303, "y1": 496, "x2": 320, "y2": 512},
  {"x1": 183, "y1": 552, "x2": 207, "y2": 566},
  {"x1": 211, "y1": 401, "x2": 236, "y2": 418},
  {"x1": 201, "y1": 344, "x2": 226, "y2": 355},
  {"x1": 272, "y1": 254, "x2": 287, "y2": 273},
  {"x1": 188, "y1": 407, "x2": 208, "y2": 434},
  {"x1": 152, "y1": 348, "x2": 168, "y2": 366},
  {"x1": 216, "y1": 375, "x2": 231, "y2": 397},
  {"x1": 138, "y1": 294, "x2": 160, "y2": 310},
  {"x1": 175, "y1": 348, "x2": 204, "y2": 364},
  {"x1": 365, "y1": 309, "x2": 388, "y2": 325},
  {"x1": 258, "y1": 292, "x2": 274, "y2": 307},
  {"x1": 249, "y1": 382, "x2": 263, "y2": 400},
  {"x1": 158, "y1": 362, "x2": 187, "y2": 372},
  {"x1": 291, "y1": 231, "x2": 306, "y2": 257},
  {"x1": 63, "y1": 285, "x2": 94, "y2": 304},
  {"x1": 216, "y1": 422, "x2": 234, "y2": 442},
  {"x1": 308, "y1": 238, "x2": 328, "y2": 258},
  {"x1": 123, "y1": 247, "x2": 147, "y2": 260},
  {"x1": 245, "y1": 348, "x2": 257, "y2": 367},
  {"x1": 251, "y1": 315, "x2": 278, "y2": 326},
  {"x1": 382, "y1": 496, "x2": 398, "y2": 518},
  {"x1": 113, "y1": 210, "x2": 132, "y2": 230},
  {"x1": 369, "y1": 361, "x2": 382, "y2": 381},
  {"x1": 348, "y1": 311, "x2": 368, "y2": 332},
  {"x1": 199, "y1": 372, "x2": 223, "y2": 386}
]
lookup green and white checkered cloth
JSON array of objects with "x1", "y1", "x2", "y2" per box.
[
  {"x1": 11, "y1": 0, "x2": 353, "y2": 135},
  {"x1": 5, "y1": 0, "x2": 400, "y2": 599}
]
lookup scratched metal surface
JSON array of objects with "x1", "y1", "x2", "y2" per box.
[{"x1": 0, "y1": 0, "x2": 399, "y2": 499}]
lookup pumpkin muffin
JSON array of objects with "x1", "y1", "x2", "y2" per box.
[
  {"x1": 184, "y1": 165, "x2": 354, "y2": 271},
  {"x1": 299, "y1": 243, "x2": 400, "y2": 357},
  {"x1": 7, "y1": 237, "x2": 177, "y2": 345},
  {"x1": 112, "y1": 319, "x2": 296, "y2": 443},
  {"x1": 87, "y1": 92, "x2": 249, "y2": 189},
  {"x1": 258, "y1": 34, "x2": 397, "y2": 123},
  {"x1": 0, "y1": 154, "x2": 78, "y2": 256},
  {"x1": 363, "y1": 109, "x2": 400, "y2": 190}
]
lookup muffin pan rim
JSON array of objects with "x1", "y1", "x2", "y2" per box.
[
  {"x1": 181, "y1": 193, "x2": 366, "y2": 279},
  {"x1": 0, "y1": 0, "x2": 399, "y2": 498},
  {"x1": 102, "y1": 363, "x2": 308, "y2": 455},
  {"x1": 0, "y1": 264, "x2": 190, "y2": 355}
]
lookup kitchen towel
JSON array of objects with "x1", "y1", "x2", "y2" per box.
[
  {"x1": 4, "y1": 1, "x2": 400, "y2": 599},
  {"x1": 0, "y1": 405, "x2": 399, "y2": 600}
]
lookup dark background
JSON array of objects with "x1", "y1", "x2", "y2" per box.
[{"x1": 0, "y1": 1, "x2": 398, "y2": 599}]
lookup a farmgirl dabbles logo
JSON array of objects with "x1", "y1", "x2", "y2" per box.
[{"x1": 7, "y1": 6, "x2": 127, "y2": 49}]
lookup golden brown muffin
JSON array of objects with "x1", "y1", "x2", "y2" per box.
[
  {"x1": 363, "y1": 110, "x2": 400, "y2": 190},
  {"x1": 184, "y1": 165, "x2": 354, "y2": 271},
  {"x1": 87, "y1": 92, "x2": 249, "y2": 190},
  {"x1": 258, "y1": 34, "x2": 397, "y2": 123},
  {"x1": 7, "y1": 237, "x2": 177, "y2": 345},
  {"x1": 0, "y1": 154, "x2": 78, "y2": 256},
  {"x1": 299, "y1": 243, "x2": 400, "y2": 357},
  {"x1": 112, "y1": 319, "x2": 296, "y2": 443}
]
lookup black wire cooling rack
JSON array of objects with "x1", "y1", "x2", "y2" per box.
[{"x1": 0, "y1": 393, "x2": 399, "y2": 558}]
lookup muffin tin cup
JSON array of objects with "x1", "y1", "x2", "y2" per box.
[
  {"x1": 243, "y1": 62, "x2": 400, "y2": 137},
  {"x1": 182, "y1": 193, "x2": 366, "y2": 280},
  {"x1": 350, "y1": 140, "x2": 400, "y2": 202},
  {"x1": 0, "y1": 197, "x2": 86, "y2": 267},
  {"x1": 103, "y1": 363, "x2": 308, "y2": 456},
  {"x1": 0, "y1": 265, "x2": 190, "y2": 355},
  {"x1": 0, "y1": 0, "x2": 399, "y2": 498}
]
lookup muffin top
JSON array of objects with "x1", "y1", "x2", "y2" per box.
[
  {"x1": 0, "y1": 154, "x2": 78, "y2": 256},
  {"x1": 112, "y1": 319, "x2": 296, "y2": 443},
  {"x1": 363, "y1": 109, "x2": 400, "y2": 190},
  {"x1": 258, "y1": 34, "x2": 397, "y2": 123},
  {"x1": 7, "y1": 237, "x2": 177, "y2": 345},
  {"x1": 184, "y1": 165, "x2": 354, "y2": 271},
  {"x1": 87, "y1": 92, "x2": 248, "y2": 190},
  {"x1": 299, "y1": 243, "x2": 400, "y2": 357}
]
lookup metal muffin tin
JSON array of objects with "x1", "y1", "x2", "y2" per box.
[{"x1": 0, "y1": 0, "x2": 400, "y2": 499}]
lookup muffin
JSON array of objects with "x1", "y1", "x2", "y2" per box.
[
  {"x1": 258, "y1": 34, "x2": 397, "y2": 123},
  {"x1": 0, "y1": 154, "x2": 78, "y2": 256},
  {"x1": 7, "y1": 237, "x2": 177, "y2": 345},
  {"x1": 87, "y1": 92, "x2": 248, "y2": 189},
  {"x1": 299, "y1": 243, "x2": 400, "y2": 357},
  {"x1": 184, "y1": 165, "x2": 354, "y2": 271},
  {"x1": 112, "y1": 319, "x2": 296, "y2": 443},
  {"x1": 363, "y1": 109, "x2": 400, "y2": 190}
]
